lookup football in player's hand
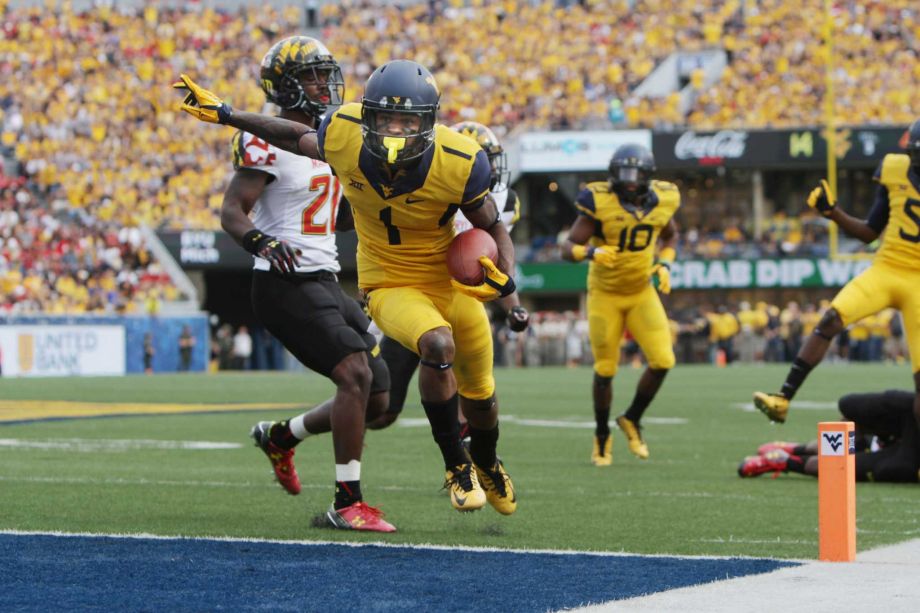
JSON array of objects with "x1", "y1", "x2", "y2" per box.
[{"x1": 447, "y1": 229, "x2": 499, "y2": 286}]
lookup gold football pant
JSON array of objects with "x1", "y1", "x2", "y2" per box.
[
  {"x1": 831, "y1": 261, "x2": 920, "y2": 372},
  {"x1": 366, "y1": 284, "x2": 495, "y2": 399},
  {"x1": 587, "y1": 284, "x2": 675, "y2": 377}
]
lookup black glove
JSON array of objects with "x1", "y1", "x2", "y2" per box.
[
  {"x1": 507, "y1": 305, "x2": 529, "y2": 332},
  {"x1": 243, "y1": 229, "x2": 299, "y2": 276}
]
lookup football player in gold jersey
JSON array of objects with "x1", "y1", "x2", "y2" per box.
[
  {"x1": 754, "y1": 120, "x2": 920, "y2": 431},
  {"x1": 562, "y1": 144, "x2": 679, "y2": 465},
  {"x1": 174, "y1": 60, "x2": 518, "y2": 516}
]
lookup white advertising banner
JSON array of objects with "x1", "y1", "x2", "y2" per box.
[
  {"x1": 519, "y1": 130, "x2": 653, "y2": 172},
  {"x1": 0, "y1": 325, "x2": 126, "y2": 377}
]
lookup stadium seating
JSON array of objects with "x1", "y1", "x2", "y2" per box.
[
  {"x1": 0, "y1": 1, "x2": 913, "y2": 247},
  {"x1": 0, "y1": 173, "x2": 182, "y2": 314}
]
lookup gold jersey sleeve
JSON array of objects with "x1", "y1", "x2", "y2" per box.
[
  {"x1": 576, "y1": 180, "x2": 680, "y2": 294},
  {"x1": 875, "y1": 153, "x2": 920, "y2": 270},
  {"x1": 321, "y1": 104, "x2": 491, "y2": 289}
]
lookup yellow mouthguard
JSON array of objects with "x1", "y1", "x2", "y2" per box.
[{"x1": 382, "y1": 136, "x2": 406, "y2": 163}]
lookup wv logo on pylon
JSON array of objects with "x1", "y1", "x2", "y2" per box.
[{"x1": 821, "y1": 432, "x2": 845, "y2": 456}]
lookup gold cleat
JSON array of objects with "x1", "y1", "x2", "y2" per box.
[
  {"x1": 444, "y1": 463, "x2": 486, "y2": 512},
  {"x1": 474, "y1": 461, "x2": 517, "y2": 515},
  {"x1": 753, "y1": 392, "x2": 789, "y2": 423},
  {"x1": 591, "y1": 434, "x2": 612, "y2": 466},
  {"x1": 615, "y1": 415, "x2": 649, "y2": 460}
]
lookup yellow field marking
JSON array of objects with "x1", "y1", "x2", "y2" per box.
[{"x1": 0, "y1": 400, "x2": 312, "y2": 423}]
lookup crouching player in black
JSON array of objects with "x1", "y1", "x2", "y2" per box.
[
  {"x1": 739, "y1": 390, "x2": 920, "y2": 483},
  {"x1": 221, "y1": 37, "x2": 394, "y2": 532}
]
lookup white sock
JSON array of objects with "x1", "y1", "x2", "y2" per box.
[
  {"x1": 289, "y1": 414, "x2": 311, "y2": 440},
  {"x1": 335, "y1": 460, "x2": 361, "y2": 482}
]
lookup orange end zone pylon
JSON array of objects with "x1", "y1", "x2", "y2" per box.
[{"x1": 818, "y1": 421, "x2": 856, "y2": 561}]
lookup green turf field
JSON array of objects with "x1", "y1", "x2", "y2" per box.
[{"x1": 1, "y1": 364, "x2": 916, "y2": 559}]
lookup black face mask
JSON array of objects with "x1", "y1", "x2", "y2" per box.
[
  {"x1": 611, "y1": 167, "x2": 650, "y2": 204},
  {"x1": 361, "y1": 108, "x2": 436, "y2": 167}
]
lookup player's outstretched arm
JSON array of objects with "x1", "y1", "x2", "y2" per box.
[
  {"x1": 227, "y1": 110, "x2": 320, "y2": 159},
  {"x1": 807, "y1": 179, "x2": 880, "y2": 244},
  {"x1": 173, "y1": 74, "x2": 320, "y2": 159}
]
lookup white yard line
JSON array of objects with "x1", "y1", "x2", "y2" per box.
[
  {"x1": 0, "y1": 474, "x2": 422, "y2": 492},
  {"x1": 0, "y1": 438, "x2": 242, "y2": 452},
  {"x1": 0, "y1": 528, "x2": 789, "y2": 561}
]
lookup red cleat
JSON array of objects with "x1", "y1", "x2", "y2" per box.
[
  {"x1": 326, "y1": 501, "x2": 396, "y2": 533},
  {"x1": 757, "y1": 441, "x2": 799, "y2": 456},
  {"x1": 251, "y1": 421, "x2": 301, "y2": 495},
  {"x1": 738, "y1": 449, "x2": 794, "y2": 478}
]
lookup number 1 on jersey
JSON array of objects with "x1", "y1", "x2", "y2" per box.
[
  {"x1": 379, "y1": 206, "x2": 402, "y2": 245},
  {"x1": 302, "y1": 175, "x2": 340, "y2": 235}
]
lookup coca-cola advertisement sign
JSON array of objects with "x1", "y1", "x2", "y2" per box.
[
  {"x1": 653, "y1": 126, "x2": 908, "y2": 169},
  {"x1": 674, "y1": 130, "x2": 749, "y2": 164}
]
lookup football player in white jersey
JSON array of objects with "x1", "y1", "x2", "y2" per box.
[
  {"x1": 364, "y1": 122, "x2": 528, "y2": 432},
  {"x1": 220, "y1": 37, "x2": 394, "y2": 532}
]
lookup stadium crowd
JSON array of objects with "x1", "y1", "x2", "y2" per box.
[
  {"x1": 0, "y1": 1, "x2": 916, "y2": 235},
  {"x1": 0, "y1": 171, "x2": 182, "y2": 314},
  {"x1": 0, "y1": 0, "x2": 909, "y2": 322}
]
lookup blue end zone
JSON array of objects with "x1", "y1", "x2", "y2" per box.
[{"x1": 0, "y1": 534, "x2": 797, "y2": 611}]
